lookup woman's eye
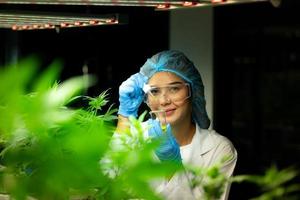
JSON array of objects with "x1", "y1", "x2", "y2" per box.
[
  {"x1": 169, "y1": 85, "x2": 181, "y2": 93},
  {"x1": 150, "y1": 88, "x2": 160, "y2": 96}
]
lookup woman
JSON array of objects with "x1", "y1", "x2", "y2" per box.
[{"x1": 117, "y1": 50, "x2": 237, "y2": 200}]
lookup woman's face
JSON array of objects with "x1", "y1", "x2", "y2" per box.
[{"x1": 146, "y1": 71, "x2": 192, "y2": 126}]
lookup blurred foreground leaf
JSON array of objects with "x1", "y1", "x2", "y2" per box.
[
  {"x1": 0, "y1": 58, "x2": 181, "y2": 200},
  {"x1": 0, "y1": 58, "x2": 113, "y2": 199}
]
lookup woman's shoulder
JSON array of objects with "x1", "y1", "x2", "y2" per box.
[
  {"x1": 197, "y1": 128, "x2": 237, "y2": 163},
  {"x1": 198, "y1": 128, "x2": 232, "y2": 144},
  {"x1": 195, "y1": 126, "x2": 236, "y2": 154}
]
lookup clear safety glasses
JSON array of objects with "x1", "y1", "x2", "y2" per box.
[{"x1": 143, "y1": 82, "x2": 191, "y2": 106}]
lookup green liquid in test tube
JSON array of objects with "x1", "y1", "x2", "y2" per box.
[{"x1": 161, "y1": 123, "x2": 167, "y2": 133}]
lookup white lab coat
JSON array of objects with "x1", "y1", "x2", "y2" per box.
[
  {"x1": 148, "y1": 123, "x2": 237, "y2": 200},
  {"x1": 109, "y1": 122, "x2": 237, "y2": 200}
]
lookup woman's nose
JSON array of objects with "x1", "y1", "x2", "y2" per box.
[{"x1": 159, "y1": 93, "x2": 171, "y2": 105}]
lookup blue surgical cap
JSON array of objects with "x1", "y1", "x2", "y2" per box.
[{"x1": 140, "y1": 50, "x2": 210, "y2": 129}]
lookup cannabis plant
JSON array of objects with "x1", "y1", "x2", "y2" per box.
[
  {"x1": 0, "y1": 57, "x2": 113, "y2": 199},
  {"x1": 0, "y1": 57, "x2": 180, "y2": 200},
  {"x1": 232, "y1": 165, "x2": 300, "y2": 200}
]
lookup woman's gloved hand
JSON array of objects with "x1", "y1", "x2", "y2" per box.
[
  {"x1": 118, "y1": 73, "x2": 148, "y2": 117},
  {"x1": 148, "y1": 119, "x2": 182, "y2": 163}
]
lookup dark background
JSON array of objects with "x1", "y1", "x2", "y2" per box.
[
  {"x1": 214, "y1": 2, "x2": 300, "y2": 199},
  {"x1": 1, "y1": 1, "x2": 300, "y2": 199}
]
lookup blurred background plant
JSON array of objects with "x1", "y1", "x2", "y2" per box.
[
  {"x1": 232, "y1": 165, "x2": 300, "y2": 200},
  {"x1": 0, "y1": 57, "x2": 299, "y2": 200}
]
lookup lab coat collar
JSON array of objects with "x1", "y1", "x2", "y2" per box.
[{"x1": 192, "y1": 124, "x2": 216, "y2": 156}]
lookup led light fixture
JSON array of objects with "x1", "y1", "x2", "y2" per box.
[
  {"x1": 0, "y1": 0, "x2": 269, "y2": 30},
  {"x1": 0, "y1": 12, "x2": 124, "y2": 31},
  {"x1": 0, "y1": 0, "x2": 268, "y2": 7}
]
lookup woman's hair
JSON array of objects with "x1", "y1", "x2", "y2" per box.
[{"x1": 140, "y1": 50, "x2": 210, "y2": 129}]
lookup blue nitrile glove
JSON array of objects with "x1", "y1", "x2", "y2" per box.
[
  {"x1": 118, "y1": 73, "x2": 148, "y2": 117},
  {"x1": 148, "y1": 119, "x2": 182, "y2": 163}
]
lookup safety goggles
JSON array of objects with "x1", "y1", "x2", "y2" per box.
[{"x1": 143, "y1": 82, "x2": 191, "y2": 106}]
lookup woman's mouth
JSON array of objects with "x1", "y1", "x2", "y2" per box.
[{"x1": 165, "y1": 109, "x2": 175, "y2": 116}]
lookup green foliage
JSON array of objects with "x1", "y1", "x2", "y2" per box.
[
  {"x1": 101, "y1": 113, "x2": 183, "y2": 200},
  {"x1": 0, "y1": 58, "x2": 181, "y2": 200},
  {"x1": 0, "y1": 57, "x2": 113, "y2": 199},
  {"x1": 186, "y1": 157, "x2": 230, "y2": 200},
  {"x1": 232, "y1": 165, "x2": 300, "y2": 200}
]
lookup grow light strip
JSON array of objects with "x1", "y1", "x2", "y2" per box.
[
  {"x1": 0, "y1": 0, "x2": 268, "y2": 6},
  {"x1": 0, "y1": 0, "x2": 200, "y2": 6},
  {"x1": 0, "y1": 12, "x2": 122, "y2": 30}
]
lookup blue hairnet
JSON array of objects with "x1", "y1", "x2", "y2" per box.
[{"x1": 140, "y1": 50, "x2": 210, "y2": 129}]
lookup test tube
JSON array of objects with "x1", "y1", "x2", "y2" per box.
[{"x1": 149, "y1": 110, "x2": 167, "y2": 133}]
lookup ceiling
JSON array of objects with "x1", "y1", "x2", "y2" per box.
[{"x1": 0, "y1": 0, "x2": 269, "y2": 31}]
